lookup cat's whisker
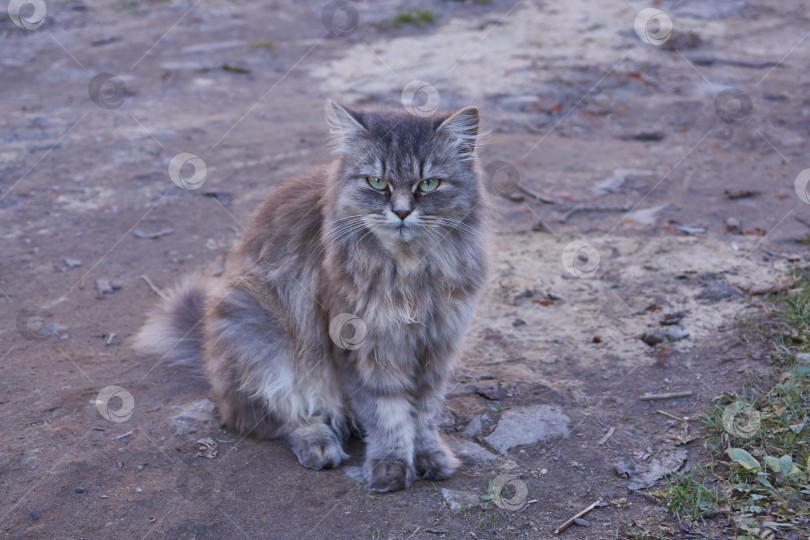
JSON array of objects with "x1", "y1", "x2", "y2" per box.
[
  {"x1": 420, "y1": 216, "x2": 477, "y2": 237},
  {"x1": 322, "y1": 222, "x2": 366, "y2": 242},
  {"x1": 324, "y1": 214, "x2": 366, "y2": 226},
  {"x1": 314, "y1": 221, "x2": 369, "y2": 258}
]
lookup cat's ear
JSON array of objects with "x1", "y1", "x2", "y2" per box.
[
  {"x1": 325, "y1": 100, "x2": 367, "y2": 154},
  {"x1": 437, "y1": 106, "x2": 481, "y2": 156}
]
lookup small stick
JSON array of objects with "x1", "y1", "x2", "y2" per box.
[
  {"x1": 688, "y1": 56, "x2": 780, "y2": 69},
  {"x1": 656, "y1": 410, "x2": 688, "y2": 423},
  {"x1": 105, "y1": 333, "x2": 115, "y2": 346},
  {"x1": 562, "y1": 204, "x2": 632, "y2": 223},
  {"x1": 515, "y1": 183, "x2": 557, "y2": 204},
  {"x1": 554, "y1": 499, "x2": 607, "y2": 534},
  {"x1": 598, "y1": 427, "x2": 615, "y2": 445},
  {"x1": 640, "y1": 391, "x2": 693, "y2": 401},
  {"x1": 141, "y1": 275, "x2": 168, "y2": 301},
  {"x1": 115, "y1": 430, "x2": 134, "y2": 440}
]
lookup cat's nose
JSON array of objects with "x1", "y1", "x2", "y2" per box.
[{"x1": 394, "y1": 209, "x2": 412, "y2": 220}]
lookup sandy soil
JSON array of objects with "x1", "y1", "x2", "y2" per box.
[{"x1": 2, "y1": 0, "x2": 809, "y2": 538}]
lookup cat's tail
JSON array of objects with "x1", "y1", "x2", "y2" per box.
[{"x1": 132, "y1": 272, "x2": 208, "y2": 368}]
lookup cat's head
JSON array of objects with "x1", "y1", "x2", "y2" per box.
[{"x1": 324, "y1": 100, "x2": 484, "y2": 251}]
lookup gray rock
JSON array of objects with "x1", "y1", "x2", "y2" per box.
[
  {"x1": 474, "y1": 383, "x2": 506, "y2": 401},
  {"x1": 615, "y1": 449, "x2": 687, "y2": 490},
  {"x1": 64, "y1": 257, "x2": 82, "y2": 268},
  {"x1": 343, "y1": 465, "x2": 364, "y2": 482},
  {"x1": 42, "y1": 323, "x2": 69, "y2": 340},
  {"x1": 441, "y1": 488, "x2": 480, "y2": 512},
  {"x1": 463, "y1": 411, "x2": 497, "y2": 440},
  {"x1": 96, "y1": 278, "x2": 113, "y2": 295},
  {"x1": 696, "y1": 283, "x2": 742, "y2": 302},
  {"x1": 484, "y1": 405, "x2": 570, "y2": 454},
  {"x1": 173, "y1": 399, "x2": 217, "y2": 422},
  {"x1": 448, "y1": 437, "x2": 498, "y2": 464},
  {"x1": 725, "y1": 217, "x2": 741, "y2": 234},
  {"x1": 437, "y1": 407, "x2": 457, "y2": 430},
  {"x1": 676, "y1": 224, "x2": 707, "y2": 236},
  {"x1": 614, "y1": 456, "x2": 637, "y2": 477},
  {"x1": 182, "y1": 40, "x2": 245, "y2": 54},
  {"x1": 641, "y1": 325, "x2": 689, "y2": 346},
  {"x1": 172, "y1": 399, "x2": 218, "y2": 434},
  {"x1": 660, "y1": 311, "x2": 687, "y2": 326}
]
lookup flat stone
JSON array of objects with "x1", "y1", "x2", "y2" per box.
[
  {"x1": 696, "y1": 283, "x2": 742, "y2": 302},
  {"x1": 484, "y1": 405, "x2": 570, "y2": 454},
  {"x1": 343, "y1": 465, "x2": 364, "y2": 482},
  {"x1": 462, "y1": 411, "x2": 497, "y2": 440},
  {"x1": 172, "y1": 399, "x2": 218, "y2": 434},
  {"x1": 616, "y1": 449, "x2": 687, "y2": 490},
  {"x1": 448, "y1": 437, "x2": 498, "y2": 464},
  {"x1": 182, "y1": 40, "x2": 245, "y2": 54},
  {"x1": 96, "y1": 278, "x2": 113, "y2": 294},
  {"x1": 441, "y1": 488, "x2": 480, "y2": 512},
  {"x1": 172, "y1": 399, "x2": 217, "y2": 423},
  {"x1": 641, "y1": 325, "x2": 689, "y2": 346}
]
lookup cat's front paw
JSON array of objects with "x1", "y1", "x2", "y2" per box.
[
  {"x1": 415, "y1": 448, "x2": 460, "y2": 480},
  {"x1": 287, "y1": 424, "x2": 348, "y2": 470},
  {"x1": 364, "y1": 458, "x2": 413, "y2": 493}
]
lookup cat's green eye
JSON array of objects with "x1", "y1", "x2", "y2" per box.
[
  {"x1": 418, "y1": 178, "x2": 441, "y2": 193},
  {"x1": 367, "y1": 176, "x2": 388, "y2": 191}
]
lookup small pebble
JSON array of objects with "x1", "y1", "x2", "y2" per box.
[
  {"x1": 75, "y1": 488, "x2": 85, "y2": 493},
  {"x1": 96, "y1": 278, "x2": 113, "y2": 295},
  {"x1": 725, "y1": 217, "x2": 741, "y2": 233},
  {"x1": 512, "y1": 318, "x2": 526, "y2": 327},
  {"x1": 135, "y1": 487, "x2": 142, "y2": 493},
  {"x1": 64, "y1": 257, "x2": 82, "y2": 268},
  {"x1": 540, "y1": 468, "x2": 548, "y2": 474},
  {"x1": 30, "y1": 512, "x2": 38, "y2": 520},
  {"x1": 573, "y1": 518, "x2": 591, "y2": 527}
]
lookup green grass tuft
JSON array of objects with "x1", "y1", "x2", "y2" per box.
[
  {"x1": 656, "y1": 467, "x2": 728, "y2": 521},
  {"x1": 391, "y1": 9, "x2": 436, "y2": 29},
  {"x1": 690, "y1": 270, "x2": 810, "y2": 536}
]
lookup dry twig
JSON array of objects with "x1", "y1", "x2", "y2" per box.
[
  {"x1": 554, "y1": 499, "x2": 608, "y2": 534},
  {"x1": 141, "y1": 275, "x2": 168, "y2": 301},
  {"x1": 656, "y1": 410, "x2": 688, "y2": 423},
  {"x1": 598, "y1": 427, "x2": 615, "y2": 445},
  {"x1": 640, "y1": 391, "x2": 693, "y2": 401}
]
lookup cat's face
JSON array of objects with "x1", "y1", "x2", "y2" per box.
[{"x1": 325, "y1": 102, "x2": 483, "y2": 250}]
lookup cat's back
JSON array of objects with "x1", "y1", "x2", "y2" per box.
[{"x1": 238, "y1": 168, "x2": 330, "y2": 265}]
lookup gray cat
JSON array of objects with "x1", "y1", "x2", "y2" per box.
[{"x1": 134, "y1": 101, "x2": 489, "y2": 492}]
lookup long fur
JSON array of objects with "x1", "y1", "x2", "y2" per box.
[
  {"x1": 132, "y1": 272, "x2": 207, "y2": 368},
  {"x1": 134, "y1": 101, "x2": 490, "y2": 491}
]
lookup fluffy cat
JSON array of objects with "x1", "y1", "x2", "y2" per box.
[{"x1": 134, "y1": 101, "x2": 489, "y2": 492}]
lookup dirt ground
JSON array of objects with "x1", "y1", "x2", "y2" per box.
[{"x1": 2, "y1": 0, "x2": 809, "y2": 538}]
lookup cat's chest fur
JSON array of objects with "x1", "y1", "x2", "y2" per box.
[{"x1": 327, "y1": 243, "x2": 480, "y2": 358}]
